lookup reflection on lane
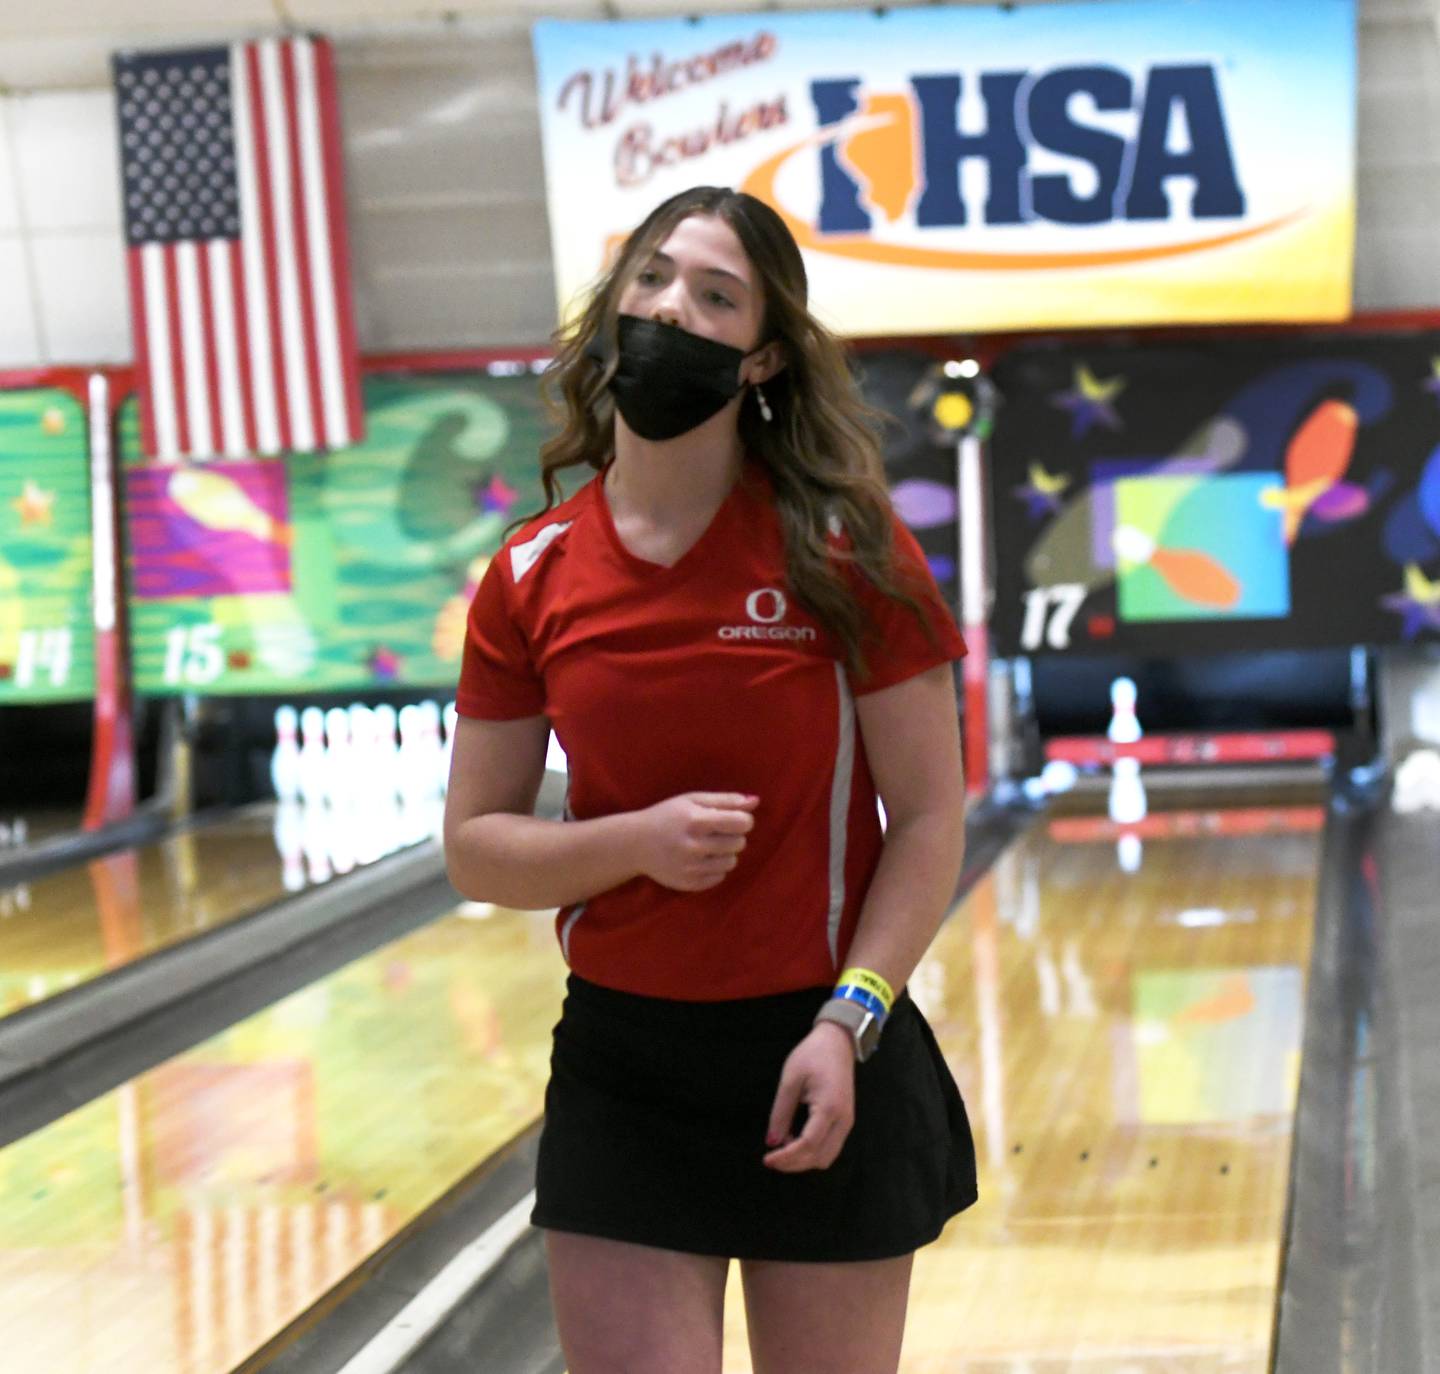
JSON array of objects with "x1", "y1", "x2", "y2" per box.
[
  {"x1": 0, "y1": 798, "x2": 442, "y2": 1018},
  {"x1": 0, "y1": 900, "x2": 565, "y2": 1374},
  {"x1": 722, "y1": 799, "x2": 1325, "y2": 1373}
]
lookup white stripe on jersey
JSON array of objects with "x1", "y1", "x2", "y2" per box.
[
  {"x1": 511, "y1": 520, "x2": 573, "y2": 582},
  {"x1": 559, "y1": 789, "x2": 586, "y2": 962},
  {"x1": 826, "y1": 663, "x2": 856, "y2": 966}
]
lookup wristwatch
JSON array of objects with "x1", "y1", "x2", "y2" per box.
[{"x1": 814, "y1": 996, "x2": 884, "y2": 1063}]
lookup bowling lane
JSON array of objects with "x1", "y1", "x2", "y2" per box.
[
  {"x1": 0, "y1": 798, "x2": 441, "y2": 1021},
  {"x1": 721, "y1": 788, "x2": 1327, "y2": 1372},
  {"x1": 0, "y1": 897, "x2": 566, "y2": 1374}
]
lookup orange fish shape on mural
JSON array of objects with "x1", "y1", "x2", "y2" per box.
[{"x1": 1260, "y1": 399, "x2": 1361, "y2": 545}]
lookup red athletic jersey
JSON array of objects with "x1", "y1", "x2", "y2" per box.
[{"x1": 455, "y1": 458, "x2": 967, "y2": 1001}]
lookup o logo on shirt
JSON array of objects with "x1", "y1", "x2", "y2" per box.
[{"x1": 746, "y1": 588, "x2": 787, "y2": 624}]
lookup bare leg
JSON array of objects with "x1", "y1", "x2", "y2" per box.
[
  {"x1": 543, "y1": 1229, "x2": 729, "y2": 1374},
  {"x1": 741, "y1": 1253, "x2": 915, "y2": 1374}
]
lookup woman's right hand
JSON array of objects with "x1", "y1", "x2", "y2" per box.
[{"x1": 632, "y1": 792, "x2": 759, "y2": 891}]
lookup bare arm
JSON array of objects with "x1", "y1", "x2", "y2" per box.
[
  {"x1": 763, "y1": 661, "x2": 966, "y2": 1171},
  {"x1": 441, "y1": 714, "x2": 758, "y2": 909},
  {"x1": 841, "y1": 661, "x2": 968, "y2": 995}
]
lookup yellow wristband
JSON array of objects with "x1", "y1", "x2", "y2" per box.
[{"x1": 837, "y1": 967, "x2": 894, "y2": 1015}]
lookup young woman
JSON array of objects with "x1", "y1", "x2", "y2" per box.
[{"x1": 443, "y1": 185, "x2": 975, "y2": 1374}]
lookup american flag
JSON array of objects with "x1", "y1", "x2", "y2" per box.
[{"x1": 112, "y1": 37, "x2": 363, "y2": 461}]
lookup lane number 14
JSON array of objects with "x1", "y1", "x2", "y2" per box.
[{"x1": 15, "y1": 628, "x2": 72, "y2": 688}]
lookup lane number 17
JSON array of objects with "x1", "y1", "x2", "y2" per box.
[{"x1": 1019, "y1": 584, "x2": 1087, "y2": 651}]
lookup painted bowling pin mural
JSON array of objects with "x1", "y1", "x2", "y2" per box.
[{"x1": 995, "y1": 335, "x2": 1438, "y2": 655}]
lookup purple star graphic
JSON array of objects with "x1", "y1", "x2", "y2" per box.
[
  {"x1": 474, "y1": 474, "x2": 519, "y2": 516},
  {"x1": 1012, "y1": 482, "x2": 1063, "y2": 521},
  {"x1": 1381, "y1": 594, "x2": 1440, "y2": 639},
  {"x1": 368, "y1": 646, "x2": 402, "y2": 680},
  {"x1": 1050, "y1": 388, "x2": 1122, "y2": 441}
]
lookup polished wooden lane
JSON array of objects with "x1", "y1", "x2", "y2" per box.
[
  {"x1": 2, "y1": 790, "x2": 1326, "y2": 1372},
  {"x1": 0, "y1": 900, "x2": 567, "y2": 1374},
  {"x1": 0, "y1": 799, "x2": 437, "y2": 1019},
  {"x1": 720, "y1": 798, "x2": 1326, "y2": 1371}
]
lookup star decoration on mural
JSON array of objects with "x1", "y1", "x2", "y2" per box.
[
  {"x1": 1416, "y1": 355, "x2": 1440, "y2": 403},
  {"x1": 368, "y1": 645, "x2": 403, "y2": 681},
  {"x1": 474, "y1": 473, "x2": 519, "y2": 516},
  {"x1": 1012, "y1": 462, "x2": 1071, "y2": 520},
  {"x1": 10, "y1": 480, "x2": 56, "y2": 528},
  {"x1": 1380, "y1": 564, "x2": 1440, "y2": 639},
  {"x1": 1051, "y1": 364, "x2": 1126, "y2": 440}
]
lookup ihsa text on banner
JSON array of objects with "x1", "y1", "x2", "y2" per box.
[{"x1": 531, "y1": 0, "x2": 1356, "y2": 336}]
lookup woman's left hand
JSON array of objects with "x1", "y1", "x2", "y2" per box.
[{"x1": 762, "y1": 1022, "x2": 856, "y2": 1172}]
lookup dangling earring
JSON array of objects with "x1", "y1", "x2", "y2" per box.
[{"x1": 754, "y1": 383, "x2": 773, "y2": 423}]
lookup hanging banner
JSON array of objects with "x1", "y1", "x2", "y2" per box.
[
  {"x1": 531, "y1": 0, "x2": 1356, "y2": 336},
  {"x1": 0, "y1": 387, "x2": 96, "y2": 704},
  {"x1": 990, "y1": 334, "x2": 1440, "y2": 657},
  {"x1": 119, "y1": 369, "x2": 552, "y2": 695}
]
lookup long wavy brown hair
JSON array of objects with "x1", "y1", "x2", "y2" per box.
[{"x1": 518, "y1": 185, "x2": 936, "y2": 679}]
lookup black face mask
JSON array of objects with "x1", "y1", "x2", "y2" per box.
[{"x1": 594, "y1": 315, "x2": 754, "y2": 442}]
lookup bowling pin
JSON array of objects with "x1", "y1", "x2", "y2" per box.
[
  {"x1": 419, "y1": 701, "x2": 445, "y2": 798},
  {"x1": 271, "y1": 705, "x2": 302, "y2": 803},
  {"x1": 324, "y1": 797, "x2": 358, "y2": 875},
  {"x1": 373, "y1": 703, "x2": 401, "y2": 801},
  {"x1": 347, "y1": 701, "x2": 373, "y2": 764},
  {"x1": 374, "y1": 789, "x2": 406, "y2": 857},
  {"x1": 273, "y1": 799, "x2": 306, "y2": 892},
  {"x1": 299, "y1": 799, "x2": 333, "y2": 884},
  {"x1": 1107, "y1": 677, "x2": 1142, "y2": 745},
  {"x1": 1108, "y1": 756, "x2": 1148, "y2": 825},
  {"x1": 350, "y1": 791, "x2": 386, "y2": 867},
  {"x1": 397, "y1": 705, "x2": 425, "y2": 804},
  {"x1": 323, "y1": 707, "x2": 353, "y2": 808},
  {"x1": 1117, "y1": 833, "x2": 1144, "y2": 874},
  {"x1": 347, "y1": 704, "x2": 380, "y2": 813},
  {"x1": 298, "y1": 707, "x2": 327, "y2": 809}
]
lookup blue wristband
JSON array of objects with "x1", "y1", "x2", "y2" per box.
[{"x1": 833, "y1": 984, "x2": 888, "y2": 1020}]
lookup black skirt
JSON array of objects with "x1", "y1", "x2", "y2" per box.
[{"x1": 531, "y1": 973, "x2": 978, "y2": 1262}]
